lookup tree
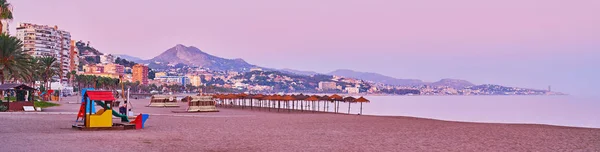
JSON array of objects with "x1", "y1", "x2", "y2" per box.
[
  {"x1": 0, "y1": 0, "x2": 13, "y2": 34},
  {"x1": 0, "y1": 34, "x2": 32, "y2": 84},
  {"x1": 37, "y1": 56, "x2": 59, "y2": 89},
  {"x1": 148, "y1": 68, "x2": 155, "y2": 79},
  {"x1": 68, "y1": 70, "x2": 76, "y2": 85}
]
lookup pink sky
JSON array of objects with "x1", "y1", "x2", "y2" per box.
[{"x1": 9, "y1": 0, "x2": 600, "y2": 96}]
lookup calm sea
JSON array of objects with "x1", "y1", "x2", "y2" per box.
[{"x1": 330, "y1": 96, "x2": 600, "y2": 128}]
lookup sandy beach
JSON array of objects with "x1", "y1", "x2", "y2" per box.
[{"x1": 1, "y1": 97, "x2": 599, "y2": 152}]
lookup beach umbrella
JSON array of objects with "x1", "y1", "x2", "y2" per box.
[
  {"x1": 237, "y1": 93, "x2": 249, "y2": 108},
  {"x1": 282, "y1": 95, "x2": 295, "y2": 112},
  {"x1": 294, "y1": 94, "x2": 309, "y2": 110},
  {"x1": 330, "y1": 94, "x2": 344, "y2": 112},
  {"x1": 226, "y1": 94, "x2": 238, "y2": 107},
  {"x1": 354, "y1": 96, "x2": 370, "y2": 115},
  {"x1": 343, "y1": 96, "x2": 356, "y2": 114},
  {"x1": 253, "y1": 94, "x2": 265, "y2": 110},
  {"x1": 261, "y1": 95, "x2": 272, "y2": 111},
  {"x1": 305, "y1": 95, "x2": 319, "y2": 112},
  {"x1": 251, "y1": 94, "x2": 265, "y2": 109},
  {"x1": 271, "y1": 94, "x2": 283, "y2": 112},
  {"x1": 318, "y1": 95, "x2": 329, "y2": 112},
  {"x1": 330, "y1": 94, "x2": 343, "y2": 101}
]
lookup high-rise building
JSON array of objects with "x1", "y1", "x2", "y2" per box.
[
  {"x1": 16, "y1": 23, "x2": 72, "y2": 83},
  {"x1": 69, "y1": 40, "x2": 79, "y2": 72},
  {"x1": 132, "y1": 64, "x2": 148, "y2": 85}
]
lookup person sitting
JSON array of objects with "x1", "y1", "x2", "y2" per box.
[{"x1": 119, "y1": 106, "x2": 127, "y2": 115}]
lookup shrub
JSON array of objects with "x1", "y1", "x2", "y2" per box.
[{"x1": 0, "y1": 105, "x2": 7, "y2": 112}]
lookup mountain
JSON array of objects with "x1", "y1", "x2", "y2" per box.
[
  {"x1": 115, "y1": 54, "x2": 144, "y2": 62},
  {"x1": 279, "y1": 68, "x2": 321, "y2": 76},
  {"x1": 328, "y1": 69, "x2": 424, "y2": 86},
  {"x1": 146, "y1": 44, "x2": 256, "y2": 71},
  {"x1": 429, "y1": 79, "x2": 475, "y2": 88}
]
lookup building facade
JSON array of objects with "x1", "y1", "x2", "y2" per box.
[
  {"x1": 154, "y1": 76, "x2": 191, "y2": 86},
  {"x1": 16, "y1": 23, "x2": 72, "y2": 83},
  {"x1": 187, "y1": 75, "x2": 202, "y2": 87},
  {"x1": 345, "y1": 87, "x2": 360, "y2": 94},
  {"x1": 103, "y1": 63, "x2": 125, "y2": 76},
  {"x1": 154, "y1": 72, "x2": 167, "y2": 78},
  {"x1": 132, "y1": 64, "x2": 149, "y2": 85},
  {"x1": 318, "y1": 81, "x2": 337, "y2": 91},
  {"x1": 69, "y1": 40, "x2": 79, "y2": 72}
]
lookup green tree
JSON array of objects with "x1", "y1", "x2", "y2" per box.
[
  {"x1": 0, "y1": 34, "x2": 32, "y2": 84},
  {"x1": 148, "y1": 68, "x2": 155, "y2": 79},
  {"x1": 37, "y1": 56, "x2": 59, "y2": 89}
]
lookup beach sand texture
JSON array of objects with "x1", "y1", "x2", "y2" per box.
[{"x1": 1, "y1": 97, "x2": 599, "y2": 151}]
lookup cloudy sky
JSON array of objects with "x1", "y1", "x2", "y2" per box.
[{"x1": 10, "y1": 0, "x2": 600, "y2": 97}]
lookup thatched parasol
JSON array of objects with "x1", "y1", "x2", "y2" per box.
[
  {"x1": 282, "y1": 95, "x2": 295, "y2": 112},
  {"x1": 343, "y1": 96, "x2": 356, "y2": 114},
  {"x1": 354, "y1": 96, "x2": 370, "y2": 115}
]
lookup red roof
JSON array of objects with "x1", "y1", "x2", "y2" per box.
[{"x1": 86, "y1": 91, "x2": 116, "y2": 101}]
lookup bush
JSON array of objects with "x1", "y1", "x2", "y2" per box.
[{"x1": 0, "y1": 105, "x2": 7, "y2": 112}]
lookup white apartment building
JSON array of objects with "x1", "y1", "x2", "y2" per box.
[
  {"x1": 16, "y1": 23, "x2": 72, "y2": 83},
  {"x1": 345, "y1": 87, "x2": 360, "y2": 94},
  {"x1": 318, "y1": 81, "x2": 337, "y2": 91}
]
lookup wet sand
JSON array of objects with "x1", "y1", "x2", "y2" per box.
[{"x1": 1, "y1": 97, "x2": 599, "y2": 151}]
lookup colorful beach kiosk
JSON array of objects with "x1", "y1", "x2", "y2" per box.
[
  {"x1": 147, "y1": 95, "x2": 179, "y2": 107},
  {"x1": 73, "y1": 90, "x2": 149, "y2": 130}
]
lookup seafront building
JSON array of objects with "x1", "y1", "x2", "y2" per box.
[
  {"x1": 15, "y1": 23, "x2": 72, "y2": 84},
  {"x1": 318, "y1": 81, "x2": 337, "y2": 91},
  {"x1": 153, "y1": 76, "x2": 191, "y2": 86},
  {"x1": 345, "y1": 87, "x2": 360, "y2": 94},
  {"x1": 132, "y1": 64, "x2": 149, "y2": 85}
]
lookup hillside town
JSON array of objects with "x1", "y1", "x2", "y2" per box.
[{"x1": 12, "y1": 22, "x2": 561, "y2": 96}]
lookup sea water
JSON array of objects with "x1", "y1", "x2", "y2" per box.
[{"x1": 330, "y1": 96, "x2": 600, "y2": 128}]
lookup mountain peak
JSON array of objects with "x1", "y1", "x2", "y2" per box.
[
  {"x1": 174, "y1": 44, "x2": 188, "y2": 50},
  {"x1": 147, "y1": 44, "x2": 255, "y2": 71}
]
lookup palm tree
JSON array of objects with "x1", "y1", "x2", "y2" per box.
[
  {"x1": 0, "y1": 34, "x2": 32, "y2": 84},
  {"x1": 37, "y1": 56, "x2": 59, "y2": 89},
  {"x1": 69, "y1": 70, "x2": 76, "y2": 85},
  {"x1": 0, "y1": 0, "x2": 13, "y2": 34}
]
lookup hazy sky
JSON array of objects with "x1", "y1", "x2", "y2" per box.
[{"x1": 9, "y1": 0, "x2": 600, "y2": 97}]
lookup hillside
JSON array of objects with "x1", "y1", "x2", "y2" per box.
[
  {"x1": 115, "y1": 54, "x2": 144, "y2": 62},
  {"x1": 279, "y1": 68, "x2": 321, "y2": 76},
  {"x1": 328, "y1": 69, "x2": 424, "y2": 86},
  {"x1": 429, "y1": 79, "x2": 475, "y2": 89},
  {"x1": 145, "y1": 44, "x2": 256, "y2": 71}
]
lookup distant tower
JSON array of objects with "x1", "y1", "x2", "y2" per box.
[{"x1": 548, "y1": 85, "x2": 551, "y2": 92}]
